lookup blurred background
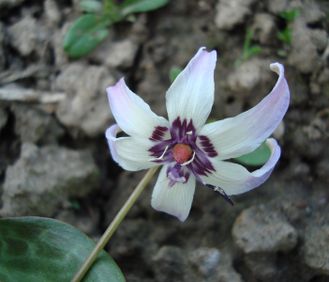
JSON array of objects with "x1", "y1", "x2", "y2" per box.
[{"x1": 0, "y1": 0, "x2": 328, "y2": 281}]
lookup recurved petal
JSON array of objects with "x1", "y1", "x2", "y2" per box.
[
  {"x1": 166, "y1": 47, "x2": 217, "y2": 130},
  {"x1": 151, "y1": 165, "x2": 196, "y2": 222},
  {"x1": 200, "y1": 138, "x2": 281, "y2": 195},
  {"x1": 107, "y1": 78, "x2": 168, "y2": 138},
  {"x1": 200, "y1": 63, "x2": 289, "y2": 160},
  {"x1": 106, "y1": 124, "x2": 157, "y2": 171}
]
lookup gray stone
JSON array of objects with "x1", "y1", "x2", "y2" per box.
[
  {"x1": 0, "y1": 106, "x2": 8, "y2": 131},
  {"x1": 317, "y1": 68, "x2": 329, "y2": 94},
  {"x1": 52, "y1": 24, "x2": 70, "y2": 66},
  {"x1": 152, "y1": 246, "x2": 195, "y2": 282},
  {"x1": 252, "y1": 13, "x2": 276, "y2": 45},
  {"x1": 105, "y1": 171, "x2": 146, "y2": 224},
  {"x1": 0, "y1": 22, "x2": 4, "y2": 70},
  {"x1": 291, "y1": 160, "x2": 311, "y2": 179},
  {"x1": 44, "y1": 0, "x2": 61, "y2": 27},
  {"x1": 310, "y1": 66, "x2": 329, "y2": 95},
  {"x1": 54, "y1": 63, "x2": 114, "y2": 136},
  {"x1": 111, "y1": 219, "x2": 156, "y2": 260},
  {"x1": 223, "y1": 94, "x2": 244, "y2": 117},
  {"x1": 130, "y1": 14, "x2": 148, "y2": 42},
  {"x1": 137, "y1": 60, "x2": 168, "y2": 117},
  {"x1": 55, "y1": 208, "x2": 99, "y2": 235},
  {"x1": 310, "y1": 29, "x2": 328, "y2": 52},
  {"x1": 273, "y1": 121, "x2": 285, "y2": 140},
  {"x1": 92, "y1": 38, "x2": 139, "y2": 69},
  {"x1": 323, "y1": 42, "x2": 329, "y2": 62},
  {"x1": 317, "y1": 159, "x2": 329, "y2": 183},
  {"x1": 244, "y1": 253, "x2": 277, "y2": 281},
  {"x1": 232, "y1": 205, "x2": 298, "y2": 253},
  {"x1": 189, "y1": 247, "x2": 221, "y2": 276},
  {"x1": 292, "y1": 126, "x2": 325, "y2": 159},
  {"x1": 215, "y1": 0, "x2": 256, "y2": 30},
  {"x1": 213, "y1": 252, "x2": 243, "y2": 282},
  {"x1": 0, "y1": 143, "x2": 99, "y2": 216},
  {"x1": 303, "y1": 116, "x2": 327, "y2": 141},
  {"x1": 227, "y1": 59, "x2": 271, "y2": 95},
  {"x1": 215, "y1": 269, "x2": 243, "y2": 282},
  {"x1": 8, "y1": 15, "x2": 38, "y2": 56},
  {"x1": 0, "y1": 22, "x2": 3, "y2": 44},
  {"x1": 189, "y1": 248, "x2": 242, "y2": 282},
  {"x1": 302, "y1": 1, "x2": 325, "y2": 24},
  {"x1": 302, "y1": 225, "x2": 329, "y2": 275},
  {"x1": 266, "y1": 0, "x2": 288, "y2": 14},
  {"x1": 288, "y1": 18, "x2": 320, "y2": 74},
  {"x1": 11, "y1": 104, "x2": 64, "y2": 144},
  {"x1": 0, "y1": 0, "x2": 25, "y2": 8}
]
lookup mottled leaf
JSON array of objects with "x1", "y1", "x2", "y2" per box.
[{"x1": 0, "y1": 217, "x2": 125, "y2": 282}]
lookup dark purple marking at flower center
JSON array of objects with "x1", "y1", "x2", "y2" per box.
[
  {"x1": 198, "y1": 135, "x2": 218, "y2": 157},
  {"x1": 149, "y1": 126, "x2": 168, "y2": 141},
  {"x1": 148, "y1": 117, "x2": 218, "y2": 184},
  {"x1": 167, "y1": 164, "x2": 190, "y2": 187}
]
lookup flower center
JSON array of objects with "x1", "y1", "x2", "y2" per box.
[{"x1": 172, "y1": 143, "x2": 193, "y2": 164}]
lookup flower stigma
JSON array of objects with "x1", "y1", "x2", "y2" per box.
[{"x1": 172, "y1": 143, "x2": 194, "y2": 164}]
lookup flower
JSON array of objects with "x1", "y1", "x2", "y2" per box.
[{"x1": 106, "y1": 47, "x2": 290, "y2": 222}]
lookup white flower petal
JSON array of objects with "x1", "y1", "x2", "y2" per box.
[
  {"x1": 201, "y1": 139, "x2": 281, "y2": 195},
  {"x1": 107, "y1": 78, "x2": 168, "y2": 138},
  {"x1": 106, "y1": 124, "x2": 157, "y2": 171},
  {"x1": 200, "y1": 63, "x2": 289, "y2": 160},
  {"x1": 166, "y1": 47, "x2": 217, "y2": 129},
  {"x1": 151, "y1": 165, "x2": 196, "y2": 222}
]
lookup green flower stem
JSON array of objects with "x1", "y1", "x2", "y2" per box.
[{"x1": 72, "y1": 166, "x2": 159, "y2": 282}]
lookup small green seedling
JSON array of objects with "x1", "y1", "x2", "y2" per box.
[
  {"x1": 277, "y1": 8, "x2": 300, "y2": 56},
  {"x1": 236, "y1": 29, "x2": 262, "y2": 66},
  {"x1": 280, "y1": 9, "x2": 300, "y2": 23},
  {"x1": 242, "y1": 29, "x2": 262, "y2": 61},
  {"x1": 64, "y1": 0, "x2": 169, "y2": 59}
]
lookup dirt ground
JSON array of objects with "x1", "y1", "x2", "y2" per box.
[{"x1": 0, "y1": 0, "x2": 329, "y2": 281}]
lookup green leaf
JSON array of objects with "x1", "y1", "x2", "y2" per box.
[
  {"x1": 80, "y1": 0, "x2": 103, "y2": 13},
  {"x1": 243, "y1": 29, "x2": 253, "y2": 51},
  {"x1": 0, "y1": 217, "x2": 125, "y2": 282},
  {"x1": 169, "y1": 66, "x2": 182, "y2": 82},
  {"x1": 248, "y1": 46, "x2": 262, "y2": 56},
  {"x1": 63, "y1": 14, "x2": 111, "y2": 59},
  {"x1": 234, "y1": 141, "x2": 271, "y2": 166},
  {"x1": 277, "y1": 28, "x2": 292, "y2": 45},
  {"x1": 121, "y1": 0, "x2": 169, "y2": 16},
  {"x1": 241, "y1": 29, "x2": 262, "y2": 61},
  {"x1": 279, "y1": 9, "x2": 300, "y2": 22},
  {"x1": 243, "y1": 45, "x2": 262, "y2": 61}
]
